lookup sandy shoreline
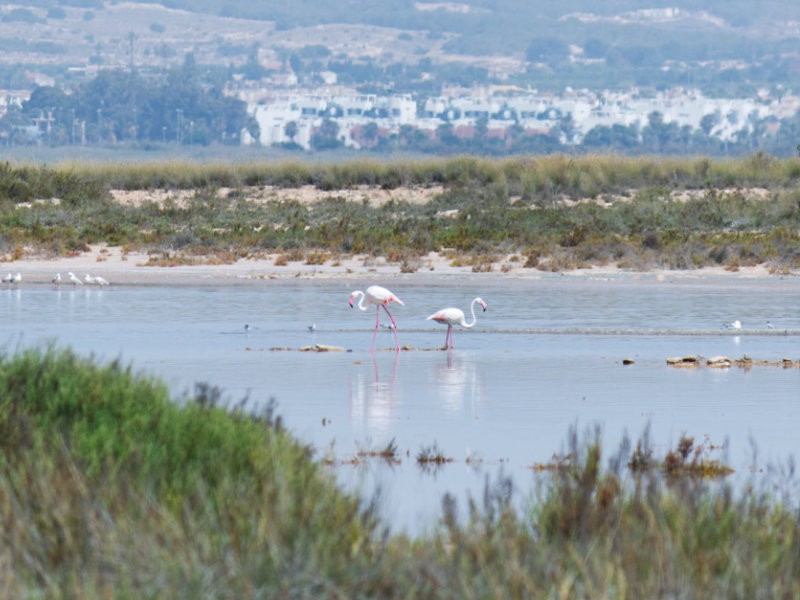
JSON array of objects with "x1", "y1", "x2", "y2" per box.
[{"x1": 1, "y1": 244, "x2": 797, "y2": 287}]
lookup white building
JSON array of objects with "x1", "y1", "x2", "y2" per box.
[
  {"x1": 252, "y1": 93, "x2": 416, "y2": 149},
  {"x1": 246, "y1": 87, "x2": 800, "y2": 149}
]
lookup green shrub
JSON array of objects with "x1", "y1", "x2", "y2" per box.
[{"x1": 1, "y1": 348, "x2": 800, "y2": 597}]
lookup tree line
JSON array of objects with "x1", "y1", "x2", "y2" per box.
[
  {"x1": 4, "y1": 56, "x2": 800, "y2": 157},
  {"x1": 0, "y1": 56, "x2": 258, "y2": 147},
  {"x1": 307, "y1": 112, "x2": 800, "y2": 157}
]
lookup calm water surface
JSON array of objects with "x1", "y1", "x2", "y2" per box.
[{"x1": 2, "y1": 274, "x2": 798, "y2": 532}]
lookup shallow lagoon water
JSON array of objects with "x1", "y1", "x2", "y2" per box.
[{"x1": 1, "y1": 274, "x2": 798, "y2": 532}]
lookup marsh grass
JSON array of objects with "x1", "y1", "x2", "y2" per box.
[
  {"x1": 352, "y1": 438, "x2": 401, "y2": 465},
  {"x1": 0, "y1": 346, "x2": 385, "y2": 597},
  {"x1": 2, "y1": 155, "x2": 800, "y2": 270},
  {"x1": 417, "y1": 442, "x2": 455, "y2": 470},
  {"x1": 304, "y1": 249, "x2": 332, "y2": 265},
  {"x1": 1, "y1": 348, "x2": 799, "y2": 597}
]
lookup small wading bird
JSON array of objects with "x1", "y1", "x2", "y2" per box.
[
  {"x1": 427, "y1": 297, "x2": 487, "y2": 349},
  {"x1": 723, "y1": 319, "x2": 742, "y2": 330},
  {"x1": 67, "y1": 271, "x2": 83, "y2": 286},
  {"x1": 349, "y1": 285, "x2": 404, "y2": 352},
  {"x1": 1, "y1": 272, "x2": 11, "y2": 284},
  {"x1": 83, "y1": 273, "x2": 110, "y2": 286},
  {"x1": 52, "y1": 273, "x2": 61, "y2": 287}
]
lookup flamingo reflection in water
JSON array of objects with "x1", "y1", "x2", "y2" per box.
[
  {"x1": 348, "y1": 285, "x2": 405, "y2": 352},
  {"x1": 435, "y1": 350, "x2": 484, "y2": 413},
  {"x1": 349, "y1": 351, "x2": 400, "y2": 435}
]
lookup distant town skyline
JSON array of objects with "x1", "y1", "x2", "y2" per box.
[{"x1": 247, "y1": 86, "x2": 800, "y2": 152}]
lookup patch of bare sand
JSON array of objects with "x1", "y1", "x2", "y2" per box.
[
  {"x1": 108, "y1": 184, "x2": 775, "y2": 210},
  {"x1": 109, "y1": 185, "x2": 445, "y2": 208},
  {"x1": 1, "y1": 245, "x2": 793, "y2": 286}
]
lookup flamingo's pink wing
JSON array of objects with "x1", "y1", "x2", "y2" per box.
[{"x1": 427, "y1": 307, "x2": 463, "y2": 324}]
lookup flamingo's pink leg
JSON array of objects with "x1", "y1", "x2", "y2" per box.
[
  {"x1": 371, "y1": 307, "x2": 381, "y2": 351},
  {"x1": 448, "y1": 325, "x2": 455, "y2": 348},
  {"x1": 382, "y1": 305, "x2": 401, "y2": 351}
]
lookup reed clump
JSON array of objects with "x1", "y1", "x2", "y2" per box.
[
  {"x1": 629, "y1": 434, "x2": 735, "y2": 478},
  {"x1": 416, "y1": 442, "x2": 455, "y2": 466},
  {"x1": 1, "y1": 348, "x2": 800, "y2": 597}
]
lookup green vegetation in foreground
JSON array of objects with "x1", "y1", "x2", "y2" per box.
[
  {"x1": 1, "y1": 346, "x2": 799, "y2": 598},
  {"x1": 1, "y1": 154, "x2": 800, "y2": 272}
]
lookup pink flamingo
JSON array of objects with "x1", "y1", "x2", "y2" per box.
[
  {"x1": 427, "y1": 297, "x2": 487, "y2": 349},
  {"x1": 349, "y1": 285, "x2": 405, "y2": 352}
]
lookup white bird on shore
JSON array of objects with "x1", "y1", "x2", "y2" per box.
[
  {"x1": 723, "y1": 319, "x2": 742, "y2": 330},
  {"x1": 2, "y1": 272, "x2": 12, "y2": 284},
  {"x1": 308, "y1": 323, "x2": 316, "y2": 332},
  {"x1": 52, "y1": 273, "x2": 61, "y2": 287},
  {"x1": 11, "y1": 272, "x2": 21, "y2": 286},
  {"x1": 67, "y1": 272, "x2": 83, "y2": 286},
  {"x1": 84, "y1": 273, "x2": 110, "y2": 286},
  {"x1": 766, "y1": 320, "x2": 775, "y2": 330}
]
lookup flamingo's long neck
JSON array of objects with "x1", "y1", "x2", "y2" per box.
[
  {"x1": 463, "y1": 298, "x2": 481, "y2": 328},
  {"x1": 354, "y1": 291, "x2": 369, "y2": 311}
]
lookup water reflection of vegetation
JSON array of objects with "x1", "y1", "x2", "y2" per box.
[
  {"x1": 2, "y1": 155, "x2": 800, "y2": 271},
  {"x1": 336, "y1": 437, "x2": 401, "y2": 466},
  {"x1": 534, "y1": 433, "x2": 734, "y2": 479},
  {"x1": 3, "y1": 346, "x2": 799, "y2": 597},
  {"x1": 416, "y1": 441, "x2": 455, "y2": 473}
]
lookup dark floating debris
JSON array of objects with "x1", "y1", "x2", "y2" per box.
[
  {"x1": 299, "y1": 344, "x2": 345, "y2": 352},
  {"x1": 666, "y1": 354, "x2": 799, "y2": 368},
  {"x1": 269, "y1": 345, "x2": 346, "y2": 352},
  {"x1": 706, "y1": 355, "x2": 732, "y2": 368},
  {"x1": 666, "y1": 355, "x2": 702, "y2": 367}
]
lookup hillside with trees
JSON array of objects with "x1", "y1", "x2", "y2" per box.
[
  {"x1": 1, "y1": 1, "x2": 800, "y2": 156},
  {"x1": 0, "y1": 56, "x2": 257, "y2": 147},
  {"x1": 0, "y1": 1, "x2": 798, "y2": 95}
]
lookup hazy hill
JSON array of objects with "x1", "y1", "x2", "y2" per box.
[{"x1": 1, "y1": 1, "x2": 799, "y2": 94}]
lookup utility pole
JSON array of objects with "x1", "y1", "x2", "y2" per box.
[
  {"x1": 176, "y1": 108, "x2": 183, "y2": 144},
  {"x1": 128, "y1": 32, "x2": 136, "y2": 72}
]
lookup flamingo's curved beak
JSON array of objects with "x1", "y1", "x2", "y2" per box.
[
  {"x1": 481, "y1": 302, "x2": 487, "y2": 312},
  {"x1": 348, "y1": 295, "x2": 355, "y2": 308}
]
